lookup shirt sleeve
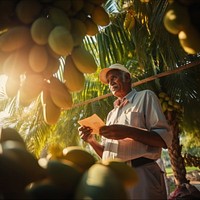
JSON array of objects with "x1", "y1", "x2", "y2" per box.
[{"x1": 143, "y1": 90, "x2": 173, "y2": 148}]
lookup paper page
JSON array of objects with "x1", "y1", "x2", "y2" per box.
[{"x1": 78, "y1": 114, "x2": 105, "y2": 134}]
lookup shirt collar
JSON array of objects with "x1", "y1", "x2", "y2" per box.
[{"x1": 113, "y1": 89, "x2": 137, "y2": 107}]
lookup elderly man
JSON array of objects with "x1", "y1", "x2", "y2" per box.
[{"x1": 78, "y1": 63, "x2": 172, "y2": 199}]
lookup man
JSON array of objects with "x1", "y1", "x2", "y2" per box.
[{"x1": 78, "y1": 63, "x2": 172, "y2": 199}]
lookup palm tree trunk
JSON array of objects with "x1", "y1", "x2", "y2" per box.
[
  {"x1": 165, "y1": 110, "x2": 200, "y2": 199},
  {"x1": 166, "y1": 110, "x2": 188, "y2": 186}
]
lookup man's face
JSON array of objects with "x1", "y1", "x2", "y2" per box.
[{"x1": 106, "y1": 69, "x2": 130, "y2": 98}]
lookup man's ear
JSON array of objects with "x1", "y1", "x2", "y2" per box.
[{"x1": 125, "y1": 73, "x2": 131, "y2": 83}]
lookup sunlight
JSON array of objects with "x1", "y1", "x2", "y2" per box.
[
  {"x1": 0, "y1": 74, "x2": 10, "y2": 125},
  {"x1": 0, "y1": 74, "x2": 7, "y2": 86}
]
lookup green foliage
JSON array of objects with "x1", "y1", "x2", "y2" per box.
[{"x1": 0, "y1": 0, "x2": 199, "y2": 159}]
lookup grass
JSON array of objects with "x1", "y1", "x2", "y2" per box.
[
  {"x1": 165, "y1": 166, "x2": 200, "y2": 193},
  {"x1": 165, "y1": 166, "x2": 199, "y2": 176}
]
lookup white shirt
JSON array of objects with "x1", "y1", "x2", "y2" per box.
[{"x1": 101, "y1": 89, "x2": 172, "y2": 161}]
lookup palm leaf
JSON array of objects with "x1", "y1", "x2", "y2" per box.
[{"x1": 0, "y1": 0, "x2": 199, "y2": 157}]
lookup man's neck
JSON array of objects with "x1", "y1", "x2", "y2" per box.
[{"x1": 117, "y1": 88, "x2": 132, "y2": 99}]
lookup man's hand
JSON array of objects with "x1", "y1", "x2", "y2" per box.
[
  {"x1": 99, "y1": 124, "x2": 130, "y2": 140},
  {"x1": 78, "y1": 126, "x2": 95, "y2": 143}
]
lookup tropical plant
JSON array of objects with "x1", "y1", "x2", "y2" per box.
[{"x1": 0, "y1": 0, "x2": 200, "y2": 196}]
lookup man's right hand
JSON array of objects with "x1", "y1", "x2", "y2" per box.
[{"x1": 78, "y1": 126, "x2": 95, "y2": 143}]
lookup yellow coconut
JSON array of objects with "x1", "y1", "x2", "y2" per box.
[
  {"x1": 71, "y1": 46, "x2": 97, "y2": 74},
  {"x1": 0, "y1": 26, "x2": 32, "y2": 52},
  {"x1": 48, "y1": 26, "x2": 74, "y2": 56},
  {"x1": 31, "y1": 17, "x2": 54, "y2": 45},
  {"x1": 163, "y1": 1, "x2": 190, "y2": 35},
  {"x1": 84, "y1": 17, "x2": 99, "y2": 36},
  {"x1": 178, "y1": 25, "x2": 200, "y2": 54},
  {"x1": 70, "y1": 18, "x2": 87, "y2": 46},
  {"x1": 91, "y1": 6, "x2": 110, "y2": 27},
  {"x1": 48, "y1": 7, "x2": 71, "y2": 30},
  {"x1": 15, "y1": 0, "x2": 42, "y2": 24},
  {"x1": 64, "y1": 55, "x2": 85, "y2": 92},
  {"x1": 49, "y1": 76, "x2": 73, "y2": 109},
  {"x1": 41, "y1": 88, "x2": 61, "y2": 125}
]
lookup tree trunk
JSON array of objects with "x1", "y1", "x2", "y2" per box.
[
  {"x1": 165, "y1": 110, "x2": 200, "y2": 199},
  {"x1": 166, "y1": 110, "x2": 188, "y2": 186}
]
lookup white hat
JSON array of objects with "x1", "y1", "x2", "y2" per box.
[{"x1": 99, "y1": 63, "x2": 131, "y2": 84}]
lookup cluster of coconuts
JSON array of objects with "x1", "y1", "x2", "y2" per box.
[
  {"x1": 0, "y1": 127, "x2": 138, "y2": 199},
  {"x1": 163, "y1": 0, "x2": 200, "y2": 54},
  {"x1": 0, "y1": 0, "x2": 110, "y2": 125}
]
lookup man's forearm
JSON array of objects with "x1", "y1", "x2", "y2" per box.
[
  {"x1": 129, "y1": 126, "x2": 167, "y2": 148},
  {"x1": 89, "y1": 140, "x2": 104, "y2": 158}
]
